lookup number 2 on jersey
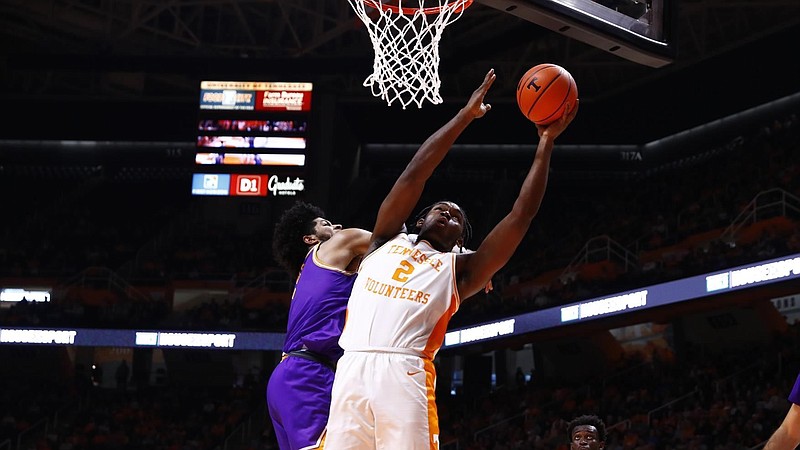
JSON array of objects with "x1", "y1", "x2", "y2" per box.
[{"x1": 391, "y1": 260, "x2": 414, "y2": 282}]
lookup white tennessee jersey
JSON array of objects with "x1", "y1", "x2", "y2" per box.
[{"x1": 339, "y1": 234, "x2": 460, "y2": 360}]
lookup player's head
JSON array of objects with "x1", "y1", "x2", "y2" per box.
[
  {"x1": 411, "y1": 201, "x2": 472, "y2": 252},
  {"x1": 568, "y1": 415, "x2": 606, "y2": 450},
  {"x1": 272, "y1": 201, "x2": 342, "y2": 278}
]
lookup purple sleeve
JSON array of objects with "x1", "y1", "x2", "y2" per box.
[{"x1": 789, "y1": 372, "x2": 800, "y2": 405}]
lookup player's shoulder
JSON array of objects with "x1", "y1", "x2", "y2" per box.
[
  {"x1": 326, "y1": 227, "x2": 371, "y2": 249},
  {"x1": 338, "y1": 227, "x2": 371, "y2": 239}
]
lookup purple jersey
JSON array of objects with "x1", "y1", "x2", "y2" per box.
[
  {"x1": 789, "y1": 372, "x2": 800, "y2": 404},
  {"x1": 267, "y1": 244, "x2": 358, "y2": 449},
  {"x1": 282, "y1": 245, "x2": 357, "y2": 361}
]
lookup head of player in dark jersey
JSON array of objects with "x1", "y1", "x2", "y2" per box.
[
  {"x1": 273, "y1": 201, "x2": 342, "y2": 279},
  {"x1": 568, "y1": 415, "x2": 606, "y2": 450},
  {"x1": 410, "y1": 201, "x2": 473, "y2": 253}
]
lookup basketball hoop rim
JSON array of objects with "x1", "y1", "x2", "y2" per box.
[{"x1": 361, "y1": 0, "x2": 473, "y2": 15}]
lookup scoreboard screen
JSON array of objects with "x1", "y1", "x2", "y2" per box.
[
  {"x1": 191, "y1": 173, "x2": 306, "y2": 198},
  {"x1": 195, "y1": 153, "x2": 305, "y2": 167},
  {"x1": 198, "y1": 81, "x2": 312, "y2": 111},
  {"x1": 192, "y1": 81, "x2": 311, "y2": 197}
]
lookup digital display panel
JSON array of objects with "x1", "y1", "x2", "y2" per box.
[
  {"x1": 0, "y1": 288, "x2": 51, "y2": 303},
  {"x1": 0, "y1": 327, "x2": 285, "y2": 350},
  {"x1": 198, "y1": 119, "x2": 307, "y2": 133},
  {"x1": 195, "y1": 153, "x2": 305, "y2": 167},
  {"x1": 198, "y1": 88, "x2": 257, "y2": 111},
  {"x1": 196, "y1": 136, "x2": 306, "y2": 149},
  {"x1": 190, "y1": 173, "x2": 305, "y2": 197},
  {"x1": 230, "y1": 174, "x2": 269, "y2": 196},
  {"x1": 191, "y1": 173, "x2": 231, "y2": 196},
  {"x1": 194, "y1": 80, "x2": 312, "y2": 196},
  {"x1": 443, "y1": 252, "x2": 800, "y2": 349},
  {"x1": 199, "y1": 81, "x2": 313, "y2": 111},
  {"x1": 9, "y1": 255, "x2": 795, "y2": 352}
]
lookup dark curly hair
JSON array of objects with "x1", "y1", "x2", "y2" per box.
[
  {"x1": 411, "y1": 200, "x2": 472, "y2": 250},
  {"x1": 567, "y1": 414, "x2": 607, "y2": 442},
  {"x1": 272, "y1": 201, "x2": 327, "y2": 280}
]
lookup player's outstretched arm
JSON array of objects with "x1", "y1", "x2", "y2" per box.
[
  {"x1": 369, "y1": 69, "x2": 496, "y2": 252},
  {"x1": 456, "y1": 101, "x2": 578, "y2": 299},
  {"x1": 765, "y1": 403, "x2": 800, "y2": 450},
  {"x1": 317, "y1": 228, "x2": 373, "y2": 270}
]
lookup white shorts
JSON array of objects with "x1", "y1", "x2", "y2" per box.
[{"x1": 325, "y1": 351, "x2": 440, "y2": 450}]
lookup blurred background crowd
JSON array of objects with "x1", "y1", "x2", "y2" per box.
[{"x1": 1, "y1": 71, "x2": 799, "y2": 450}]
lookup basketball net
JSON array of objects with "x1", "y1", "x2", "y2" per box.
[{"x1": 347, "y1": 0, "x2": 472, "y2": 109}]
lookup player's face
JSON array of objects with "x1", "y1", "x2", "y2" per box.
[
  {"x1": 417, "y1": 202, "x2": 465, "y2": 251},
  {"x1": 571, "y1": 425, "x2": 604, "y2": 450},
  {"x1": 313, "y1": 217, "x2": 342, "y2": 242}
]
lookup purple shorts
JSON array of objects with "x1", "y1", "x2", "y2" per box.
[{"x1": 267, "y1": 355, "x2": 336, "y2": 450}]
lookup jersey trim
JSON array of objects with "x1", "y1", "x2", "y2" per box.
[{"x1": 311, "y1": 243, "x2": 358, "y2": 275}]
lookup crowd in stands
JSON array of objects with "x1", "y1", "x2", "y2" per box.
[
  {"x1": 0, "y1": 175, "x2": 188, "y2": 279},
  {"x1": 0, "y1": 100, "x2": 798, "y2": 450},
  {"x1": 0, "y1": 366, "x2": 268, "y2": 450},
  {"x1": 447, "y1": 111, "x2": 799, "y2": 327},
  {"x1": 1, "y1": 111, "x2": 798, "y2": 333},
  {"x1": 435, "y1": 322, "x2": 800, "y2": 450},
  {"x1": 2, "y1": 320, "x2": 799, "y2": 450}
]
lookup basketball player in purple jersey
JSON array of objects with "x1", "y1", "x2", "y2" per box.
[
  {"x1": 267, "y1": 201, "x2": 371, "y2": 450},
  {"x1": 765, "y1": 372, "x2": 800, "y2": 449}
]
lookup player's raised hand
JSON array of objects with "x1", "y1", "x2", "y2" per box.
[
  {"x1": 464, "y1": 69, "x2": 496, "y2": 119},
  {"x1": 537, "y1": 99, "x2": 579, "y2": 139}
]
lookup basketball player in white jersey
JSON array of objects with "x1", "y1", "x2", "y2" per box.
[{"x1": 325, "y1": 68, "x2": 578, "y2": 449}]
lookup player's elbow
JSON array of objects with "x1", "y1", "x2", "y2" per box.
[
  {"x1": 513, "y1": 193, "x2": 545, "y2": 218},
  {"x1": 787, "y1": 423, "x2": 800, "y2": 443},
  {"x1": 507, "y1": 207, "x2": 538, "y2": 229}
]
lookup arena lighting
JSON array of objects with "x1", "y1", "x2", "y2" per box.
[
  {"x1": 443, "y1": 252, "x2": 800, "y2": 349},
  {"x1": 3, "y1": 253, "x2": 798, "y2": 350},
  {"x1": 0, "y1": 288, "x2": 50, "y2": 303}
]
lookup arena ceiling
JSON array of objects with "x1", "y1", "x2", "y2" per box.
[{"x1": 0, "y1": 0, "x2": 799, "y2": 144}]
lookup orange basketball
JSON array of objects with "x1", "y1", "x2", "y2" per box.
[{"x1": 516, "y1": 64, "x2": 578, "y2": 126}]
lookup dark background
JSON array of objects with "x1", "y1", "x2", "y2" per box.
[{"x1": 0, "y1": 0, "x2": 798, "y2": 147}]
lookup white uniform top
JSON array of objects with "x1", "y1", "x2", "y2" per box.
[{"x1": 339, "y1": 233, "x2": 461, "y2": 360}]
